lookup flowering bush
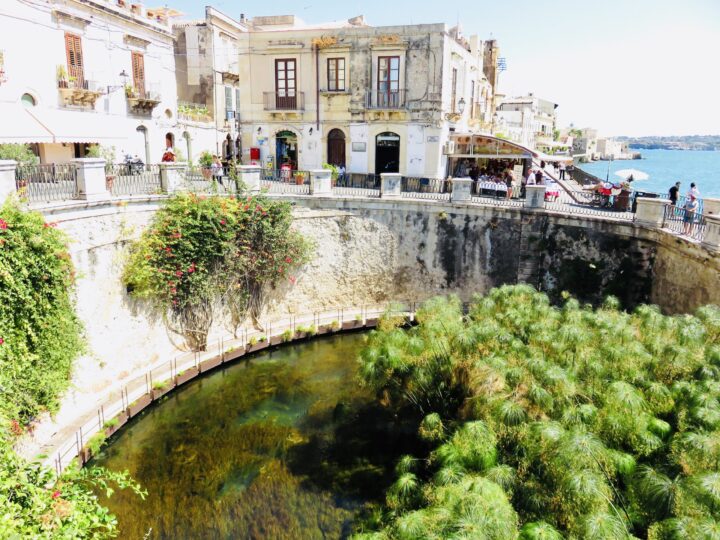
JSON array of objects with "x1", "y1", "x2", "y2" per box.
[
  {"x1": 123, "y1": 193, "x2": 312, "y2": 350},
  {"x1": 0, "y1": 201, "x2": 84, "y2": 425}
]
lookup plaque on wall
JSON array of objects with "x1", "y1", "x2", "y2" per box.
[{"x1": 352, "y1": 142, "x2": 367, "y2": 152}]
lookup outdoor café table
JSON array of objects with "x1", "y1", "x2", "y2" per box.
[{"x1": 478, "y1": 181, "x2": 507, "y2": 197}]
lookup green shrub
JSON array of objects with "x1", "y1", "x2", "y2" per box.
[
  {"x1": 0, "y1": 143, "x2": 39, "y2": 165},
  {"x1": 281, "y1": 329, "x2": 294, "y2": 342}
]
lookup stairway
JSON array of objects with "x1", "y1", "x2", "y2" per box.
[{"x1": 517, "y1": 216, "x2": 546, "y2": 287}]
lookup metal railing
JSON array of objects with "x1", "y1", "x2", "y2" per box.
[
  {"x1": 106, "y1": 163, "x2": 162, "y2": 196},
  {"x1": 366, "y1": 89, "x2": 406, "y2": 109},
  {"x1": 15, "y1": 163, "x2": 77, "y2": 203},
  {"x1": 401, "y1": 177, "x2": 450, "y2": 200},
  {"x1": 261, "y1": 170, "x2": 311, "y2": 195},
  {"x1": 545, "y1": 190, "x2": 635, "y2": 221},
  {"x1": 183, "y1": 167, "x2": 240, "y2": 195},
  {"x1": 46, "y1": 302, "x2": 419, "y2": 476},
  {"x1": 57, "y1": 79, "x2": 101, "y2": 92},
  {"x1": 663, "y1": 204, "x2": 706, "y2": 242},
  {"x1": 333, "y1": 173, "x2": 381, "y2": 198},
  {"x1": 263, "y1": 92, "x2": 305, "y2": 111}
]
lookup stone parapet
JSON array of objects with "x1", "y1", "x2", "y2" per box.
[
  {"x1": 703, "y1": 198, "x2": 720, "y2": 217},
  {"x1": 309, "y1": 169, "x2": 332, "y2": 196},
  {"x1": 635, "y1": 197, "x2": 669, "y2": 228},
  {"x1": 525, "y1": 185, "x2": 546, "y2": 208},
  {"x1": 0, "y1": 160, "x2": 17, "y2": 204},
  {"x1": 702, "y1": 214, "x2": 720, "y2": 253},
  {"x1": 380, "y1": 173, "x2": 402, "y2": 198},
  {"x1": 73, "y1": 158, "x2": 110, "y2": 202},
  {"x1": 238, "y1": 165, "x2": 261, "y2": 193},
  {"x1": 450, "y1": 178, "x2": 473, "y2": 203},
  {"x1": 159, "y1": 162, "x2": 188, "y2": 193}
]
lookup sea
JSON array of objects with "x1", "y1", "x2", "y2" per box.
[{"x1": 578, "y1": 149, "x2": 720, "y2": 199}]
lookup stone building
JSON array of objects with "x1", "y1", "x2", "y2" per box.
[
  {"x1": 495, "y1": 94, "x2": 558, "y2": 151},
  {"x1": 0, "y1": 0, "x2": 213, "y2": 164},
  {"x1": 231, "y1": 15, "x2": 497, "y2": 178}
]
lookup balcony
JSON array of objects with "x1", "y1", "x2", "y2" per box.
[
  {"x1": 365, "y1": 89, "x2": 406, "y2": 110},
  {"x1": 263, "y1": 92, "x2": 305, "y2": 112},
  {"x1": 126, "y1": 84, "x2": 161, "y2": 114},
  {"x1": 58, "y1": 79, "x2": 103, "y2": 107},
  {"x1": 178, "y1": 102, "x2": 212, "y2": 123}
]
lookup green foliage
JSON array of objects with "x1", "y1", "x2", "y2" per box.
[
  {"x1": 354, "y1": 285, "x2": 720, "y2": 539},
  {"x1": 0, "y1": 200, "x2": 84, "y2": 424},
  {"x1": 123, "y1": 193, "x2": 312, "y2": 350},
  {"x1": 198, "y1": 150, "x2": 214, "y2": 168},
  {"x1": 0, "y1": 143, "x2": 39, "y2": 165},
  {"x1": 323, "y1": 162, "x2": 339, "y2": 180},
  {"x1": 0, "y1": 202, "x2": 143, "y2": 538}
]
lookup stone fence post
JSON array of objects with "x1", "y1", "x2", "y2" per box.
[
  {"x1": 702, "y1": 214, "x2": 720, "y2": 253},
  {"x1": 0, "y1": 160, "x2": 17, "y2": 204},
  {"x1": 635, "y1": 197, "x2": 669, "y2": 228},
  {"x1": 309, "y1": 169, "x2": 332, "y2": 196},
  {"x1": 237, "y1": 165, "x2": 261, "y2": 194},
  {"x1": 450, "y1": 178, "x2": 473, "y2": 203},
  {"x1": 380, "y1": 173, "x2": 402, "y2": 198},
  {"x1": 159, "y1": 162, "x2": 188, "y2": 194},
  {"x1": 74, "y1": 158, "x2": 110, "y2": 201},
  {"x1": 524, "y1": 185, "x2": 546, "y2": 209},
  {"x1": 702, "y1": 198, "x2": 720, "y2": 217}
]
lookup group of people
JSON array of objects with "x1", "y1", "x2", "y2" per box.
[
  {"x1": 453, "y1": 160, "x2": 517, "y2": 199},
  {"x1": 668, "y1": 181, "x2": 701, "y2": 235}
]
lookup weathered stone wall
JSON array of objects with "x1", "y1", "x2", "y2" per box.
[{"x1": 22, "y1": 196, "x2": 717, "y2": 460}]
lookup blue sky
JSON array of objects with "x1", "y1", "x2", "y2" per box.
[{"x1": 169, "y1": 0, "x2": 720, "y2": 137}]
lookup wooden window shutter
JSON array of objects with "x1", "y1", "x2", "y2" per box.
[
  {"x1": 65, "y1": 33, "x2": 84, "y2": 83},
  {"x1": 131, "y1": 52, "x2": 145, "y2": 95}
]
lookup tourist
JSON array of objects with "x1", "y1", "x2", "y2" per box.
[
  {"x1": 535, "y1": 169, "x2": 544, "y2": 185},
  {"x1": 211, "y1": 155, "x2": 224, "y2": 187},
  {"x1": 526, "y1": 169, "x2": 536, "y2": 186},
  {"x1": 559, "y1": 161, "x2": 566, "y2": 180},
  {"x1": 161, "y1": 148, "x2": 175, "y2": 163},
  {"x1": 668, "y1": 182, "x2": 681, "y2": 206},
  {"x1": 683, "y1": 194, "x2": 699, "y2": 236},
  {"x1": 688, "y1": 182, "x2": 700, "y2": 199}
]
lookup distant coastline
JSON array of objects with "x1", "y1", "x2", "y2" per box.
[{"x1": 617, "y1": 135, "x2": 720, "y2": 152}]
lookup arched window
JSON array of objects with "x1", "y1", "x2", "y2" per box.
[{"x1": 20, "y1": 93, "x2": 36, "y2": 107}]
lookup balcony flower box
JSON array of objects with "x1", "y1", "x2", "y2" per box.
[
  {"x1": 246, "y1": 340, "x2": 268, "y2": 354},
  {"x1": 269, "y1": 335, "x2": 284, "y2": 346},
  {"x1": 103, "y1": 412, "x2": 129, "y2": 438},
  {"x1": 223, "y1": 346, "x2": 246, "y2": 363},
  {"x1": 151, "y1": 381, "x2": 174, "y2": 401}
]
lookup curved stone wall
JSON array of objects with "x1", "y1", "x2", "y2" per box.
[{"x1": 18, "y1": 194, "x2": 720, "y2": 459}]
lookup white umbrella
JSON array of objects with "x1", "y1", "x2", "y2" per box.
[{"x1": 615, "y1": 168, "x2": 649, "y2": 181}]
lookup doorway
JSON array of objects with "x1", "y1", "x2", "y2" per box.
[
  {"x1": 275, "y1": 130, "x2": 298, "y2": 170},
  {"x1": 375, "y1": 132, "x2": 400, "y2": 174},
  {"x1": 327, "y1": 129, "x2": 346, "y2": 167}
]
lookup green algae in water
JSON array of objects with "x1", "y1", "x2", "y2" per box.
[{"x1": 94, "y1": 334, "x2": 410, "y2": 539}]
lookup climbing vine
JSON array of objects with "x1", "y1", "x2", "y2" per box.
[
  {"x1": 0, "y1": 201, "x2": 143, "y2": 538},
  {"x1": 123, "y1": 193, "x2": 312, "y2": 350}
]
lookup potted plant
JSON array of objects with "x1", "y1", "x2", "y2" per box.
[
  {"x1": 56, "y1": 65, "x2": 68, "y2": 88},
  {"x1": 124, "y1": 84, "x2": 137, "y2": 98},
  {"x1": 293, "y1": 171, "x2": 306, "y2": 185},
  {"x1": 198, "y1": 151, "x2": 214, "y2": 179}
]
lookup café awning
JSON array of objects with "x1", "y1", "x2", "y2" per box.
[
  {"x1": 449, "y1": 133, "x2": 535, "y2": 159},
  {"x1": 25, "y1": 107, "x2": 127, "y2": 144},
  {"x1": 0, "y1": 103, "x2": 54, "y2": 144}
]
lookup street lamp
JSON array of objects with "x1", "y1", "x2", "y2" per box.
[
  {"x1": 458, "y1": 97, "x2": 466, "y2": 115},
  {"x1": 106, "y1": 70, "x2": 130, "y2": 94}
]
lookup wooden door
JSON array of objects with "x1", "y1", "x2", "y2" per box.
[{"x1": 327, "y1": 129, "x2": 345, "y2": 167}]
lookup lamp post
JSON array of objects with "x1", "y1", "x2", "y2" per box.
[
  {"x1": 458, "y1": 97, "x2": 466, "y2": 115},
  {"x1": 106, "y1": 70, "x2": 130, "y2": 95}
]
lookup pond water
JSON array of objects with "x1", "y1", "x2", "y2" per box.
[{"x1": 93, "y1": 334, "x2": 416, "y2": 539}]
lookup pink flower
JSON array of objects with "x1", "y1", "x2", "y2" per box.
[
  {"x1": 0, "y1": 337, "x2": 4, "y2": 345},
  {"x1": 175, "y1": 270, "x2": 183, "y2": 277},
  {"x1": 0, "y1": 219, "x2": 7, "y2": 230},
  {"x1": 52, "y1": 490, "x2": 61, "y2": 499},
  {"x1": 285, "y1": 257, "x2": 292, "y2": 264},
  {"x1": 220, "y1": 220, "x2": 226, "y2": 225}
]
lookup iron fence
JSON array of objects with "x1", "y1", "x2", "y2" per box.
[
  {"x1": 260, "y1": 170, "x2": 311, "y2": 195},
  {"x1": 333, "y1": 173, "x2": 381, "y2": 197},
  {"x1": 401, "y1": 177, "x2": 451, "y2": 200},
  {"x1": 15, "y1": 163, "x2": 77, "y2": 203},
  {"x1": 545, "y1": 190, "x2": 635, "y2": 221},
  {"x1": 106, "y1": 164, "x2": 162, "y2": 196},
  {"x1": 663, "y1": 204, "x2": 706, "y2": 242},
  {"x1": 183, "y1": 167, "x2": 240, "y2": 195}
]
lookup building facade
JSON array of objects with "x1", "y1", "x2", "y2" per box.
[
  {"x1": 495, "y1": 94, "x2": 558, "y2": 151},
  {"x1": 233, "y1": 16, "x2": 496, "y2": 178}
]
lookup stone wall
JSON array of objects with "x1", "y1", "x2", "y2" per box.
[{"x1": 20, "y1": 195, "x2": 719, "y2": 458}]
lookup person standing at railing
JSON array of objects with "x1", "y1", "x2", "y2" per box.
[
  {"x1": 683, "y1": 194, "x2": 699, "y2": 236},
  {"x1": 688, "y1": 182, "x2": 700, "y2": 200},
  {"x1": 559, "y1": 161, "x2": 566, "y2": 180},
  {"x1": 211, "y1": 155, "x2": 224, "y2": 187},
  {"x1": 668, "y1": 181, "x2": 681, "y2": 206}
]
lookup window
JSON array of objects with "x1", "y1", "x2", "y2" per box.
[
  {"x1": 451, "y1": 68, "x2": 458, "y2": 113},
  {"x1": 275, "y1": 58, "x2": 297, "y2": 109},
  {"x1": 235, "y1": 88, "x2": 240, "y2": 117},
  {"x1": 470, "y1": 81, "x2": 476, "y2": 119},
  {"x1": 64, "y1": 33, "x2": 84, "y2": 86},
  {"x1": 21, "y1": 93, "x2": 36, "y2": 107},
  {"x1": 225, "y1": 85, "x2": 233, "y2": 114},
  {"x1": 327, "y1": 58, "x2": 345, "y2": 91},
  {"x1": 131, "y1": 52, "x2": 145, "y2": 96},
  {"x1": 377, "y1": 56, "x2": 400, "y2": 107}
]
